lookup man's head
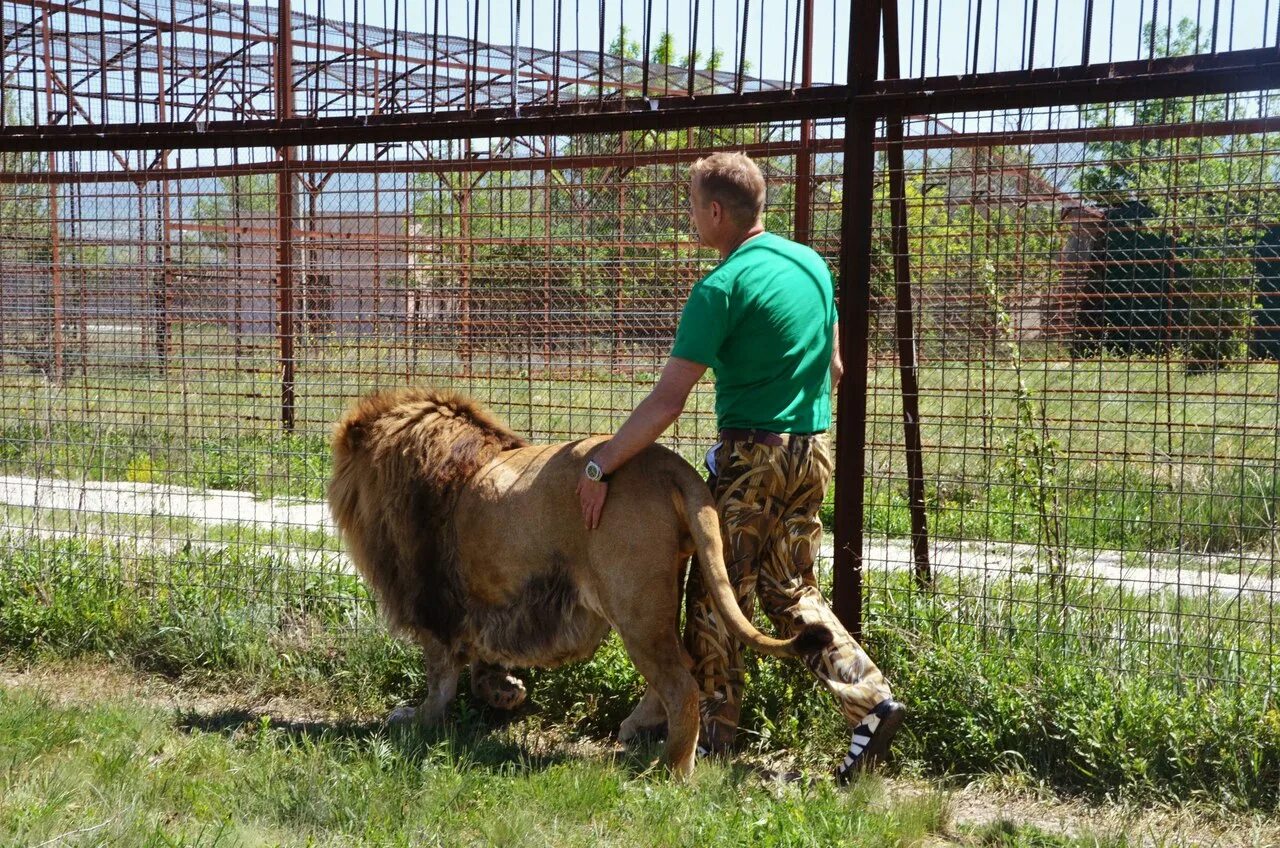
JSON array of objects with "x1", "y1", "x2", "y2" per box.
[{"x1": 689, "y1": 152, "x2": 765, "y2": 254}]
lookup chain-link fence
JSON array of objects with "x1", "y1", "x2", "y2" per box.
[{"x1": 2, "y1": 0, "x2": 1278, "y2": 709}]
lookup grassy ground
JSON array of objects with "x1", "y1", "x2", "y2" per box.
[
  {"x1": 4, "y1": 329, "x2": 1280, "y2": 827},
  {"x1": 0, "y1": 684, "x2": 953, "y2": 848},
  {"x1": 9, "y1": 668, "x2": 1218, "y2": 848},
  {"x1": 1, "y1": 533, "x2": 1277, "y2": 813}
]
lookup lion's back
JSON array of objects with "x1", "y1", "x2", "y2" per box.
[{"x1": 453, "y1": 438, "x2": 701, "y2": 598}]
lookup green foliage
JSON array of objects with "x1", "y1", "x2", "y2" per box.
[
  {"x1": 1078, "y1": 18, "x2": 1280, "y2": 368},
  {"x1": 608, "y1": 25, "x2": 641, "y2": 60},
  {"x1": 872, "y1": 573, "x2": 1280, "y2": 811},
  {"x1": 869, "y1": 149, "x2": 1063, "y2": 354},
  {"x1": 186, "y1": 174, "x2": 277, "y2": 266},
  {"x1": 0, "y1": 102, "x2": 50, "y2": 259},
  {"x1": 985, "y1": 262, "x2": 1068, "y2": 594},
  {"x1": 969, "y1": 820, "x2": 1135, "y2": 848}
]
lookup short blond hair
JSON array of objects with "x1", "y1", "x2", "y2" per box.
[{"x1": 690, "y1": 152, "x2": 765, "y2": 227}]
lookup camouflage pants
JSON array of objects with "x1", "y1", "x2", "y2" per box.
[{"x1": 684, "y1": 434, "x2": 893, "y2": 752}]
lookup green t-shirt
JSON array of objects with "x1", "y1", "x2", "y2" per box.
[{"x1": 671, "y1": 231, "x2": 837, "y2": 433}]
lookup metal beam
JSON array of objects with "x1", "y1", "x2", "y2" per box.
[
  {"x1": 0, "y1": 85, "x2": 848, "y2": 151},
  {"x1": 3, "y1": 45, "x2": 1275, "y2": 154},
  {"x1": 8, "y1": 112, "x2": 1280, "y2": 184},
  {"x1": 881, "y1": 0, "x2": 931, "y2": 589},
  {"x1": 860, "y1": 46, "x2": 1280, "y2": 114},
  {"x1": 834, "y1": 0, "x2": 882, "y2": 637}
]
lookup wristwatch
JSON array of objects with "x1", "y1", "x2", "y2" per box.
[{"x1": 584, "y1": 459, "x2": 611, "y2": 483}]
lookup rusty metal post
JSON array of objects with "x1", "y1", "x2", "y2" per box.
[
  {"x1": 276, "y1": 0, "x2": 296, "y2": 430},
  {"x1": 40, "y1": 8, "x2": 63, "y2": 382},
  {"x1": 374, "y1": 174, "x2": 382, "y2": 337},
  {"x1": 881, "y1": 1, "x2": 932, "y2": 587},
  {"x1": 613, "y1": 134, "x2": 625, "y2": 370},
  {"x1": 47, "y1": 152, "x2": 62, "y2": 381},
  {"x1": 305, "y1": 184, "x2": 318, "y2": 339},
  {"x1": 833, "y1": 0, "x2": 882, "y2": 636},
  {"x1": 543, "y1": 134, "x2": 552, "y2": 361},
  {"x1": 459, "y1": 183, "x2": 472, "y2": 374},
  {"x1": 155, "y1": 30, "x2": 172, "y2": 365},
  {"x1": 794, "y1": 0, "x2": 815, "y2": 245}
]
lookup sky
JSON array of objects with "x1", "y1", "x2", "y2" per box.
[{"x1": 313, "y1": 0, "x2": 1276, "y2": 86}]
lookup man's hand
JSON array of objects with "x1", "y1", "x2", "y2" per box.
[
  {"x1": 572, "y1": 357, "x2": 706, "y2": 531},
  {"x1": 576, "y1": 475, "x2": 609, "y2": 530}
]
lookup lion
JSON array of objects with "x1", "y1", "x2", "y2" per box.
[{"x1": 327, "y1": 388, "x2": 831, "y2": 777}]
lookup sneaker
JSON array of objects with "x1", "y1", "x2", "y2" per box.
[{"x1": 834, "y1": 698, "x2": 906, "y2": 784}]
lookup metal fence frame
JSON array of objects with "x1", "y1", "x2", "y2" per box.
[{"x1": 1, "y1": 0, "x2": 1278, "y2": 639}]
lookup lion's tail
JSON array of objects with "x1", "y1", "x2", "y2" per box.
[{"x1": 673, "y1": 474, "x2": 833, "y2": 660}]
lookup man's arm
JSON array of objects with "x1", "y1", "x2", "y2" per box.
[
  {"x1": 577, "y1": 356, "x2": 707, "y2": 529},
  {"x1": 830, "y1": 320, "x2": 844, "y2": 387}
]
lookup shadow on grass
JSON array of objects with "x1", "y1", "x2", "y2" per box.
[
  {"x1": 173, "y1": 702, "x2": 596, "y2": 776},
  {"x1": 172, "y1": 703, "x2": 799, "y2": 785}
]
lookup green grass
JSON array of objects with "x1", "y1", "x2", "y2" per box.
[
  {"x1": 0, "y1": 503, "x2": 203, "y2": 541},
  {"x1": 965, "y1": 820, "x2": 1136, "y2": 848},
  {"x1": 0, "y1": 686, "x2": 952, "y2": 847},
  {"x1": 859, "y1": 350, "x2": 1280, "y2": 556},
  {"x1": 2, "y1": 534, "x2": 1278, "y2": 812},
  {"x1": 869, "y1": 580, "x2": 1280, "y2": 810}
]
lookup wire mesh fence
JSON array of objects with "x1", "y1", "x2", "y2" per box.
[
  {"x1": 2, "y1": 0, "x2": 1279, "y2": 709},
  {"x1": 863, "y1": 94, "x2": 1280, "y2": 696}
]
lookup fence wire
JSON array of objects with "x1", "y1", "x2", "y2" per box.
[{"x1": 0, "y1": 0, "x2": 1278, "y2": 700}]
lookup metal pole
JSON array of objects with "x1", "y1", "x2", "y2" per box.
[
  {"x1": 543, "y1": 134, "x2": 552, "y2": 362},
  {"x1": 276, "y1": 0, "x2": 296, "y2": 431},
  {"x1": 794, "y1": 0, "x2": 815, "y2": 245},
  {"x1": 155, "y1": 30, "x2": 172, "y2": 365},
  {"x1": 47, "y1": 151, "x2": 61, "y2": 381},
  {"x1": 40, "y1": 7, "x2": 62, "y2": 382},
  {"x1": 833, "y1": 0, "x2": 882, "y2": 636},
  {"x1": 881, "y1": 0, "x2": 932, "y2": 587},
  {"x1": 459, "y1": 183, "x2": 472, "y2": 374}
]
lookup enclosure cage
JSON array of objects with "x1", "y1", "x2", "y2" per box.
[{"x1": 2, "y1": 0, "x2": 1280, "y2": 721}]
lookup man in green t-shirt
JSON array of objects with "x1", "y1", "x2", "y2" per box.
[{"x1": 575, "y1": 152, "x2": 904, "y2": 781}]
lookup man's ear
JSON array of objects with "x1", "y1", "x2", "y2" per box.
[{"x1": 709, "y1": 199, "x2": 723, "y2": 223}]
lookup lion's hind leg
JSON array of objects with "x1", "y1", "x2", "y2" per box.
[
  {"x1": 470, "y1": 660, "x2": 527, "y2": 711},
  {"x1": 615, "y1": 630, "x2": 700, "y2": 780}
]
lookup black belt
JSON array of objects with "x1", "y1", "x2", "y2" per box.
[{"x1": 718, "y1": 428, "x2": 824, "y2": 447}]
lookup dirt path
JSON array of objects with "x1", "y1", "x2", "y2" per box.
[
  {"x1": 2, "y1": 474, "x2": 1279, "y2": 600},
  {"x1": 1, "y1": 660, "x2": 1274, "y2": 848}
]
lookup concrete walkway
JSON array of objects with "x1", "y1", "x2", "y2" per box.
[{"x1": 2, "y1": 474, "x2": 1276, "y2": 600}]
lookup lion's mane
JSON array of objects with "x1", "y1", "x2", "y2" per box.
[{"x1": 328, "y1": 388, "x2": 529, "y2": 645}]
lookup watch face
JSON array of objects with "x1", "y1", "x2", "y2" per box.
[{"x1": 586, "y1": 461, "x2": 602, "y2": 481}]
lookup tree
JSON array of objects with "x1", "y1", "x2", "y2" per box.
[
  {"x1": 186, "y1": 174, "x2": 277, "y2": 349},
  {"x1": 190, "y1": 174, "x2": 275, "y2": 255},
  {"x1": 0, "y1": 102, "x2": 54, "y2": 370},
  {"x1": 1078, "y1": 18, "x2": 1280, "y2": 367}
]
